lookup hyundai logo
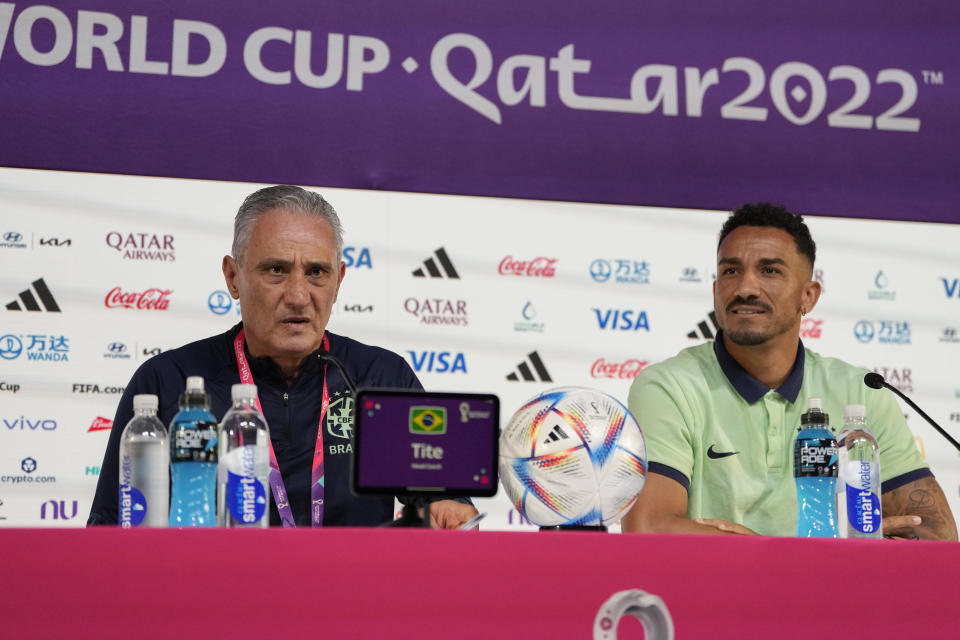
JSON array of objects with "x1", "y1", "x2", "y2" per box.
[
  {"x1": 590, "y1": 259, "x2": 612, "y2": 283},
  {"x1": 3, "y1": 232, "x2": 22, "y2": 242},
  {"x1": 0, "y1": 335, "x2": 23, "y2": 360},
  {"x1": 107, "y1": 342, "x2": 127, "y2": 353},
  {"x1": 21, "y1": 457, "x2": 37, "y2": 473},
  {"x1": 207, "y1": 290, "x2": 233, "y2": 315}
]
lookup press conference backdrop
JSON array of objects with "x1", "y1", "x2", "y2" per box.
[
  {"x1": 1, "y1": 0, "x2": 959, "y2": 529},
  {"x1": 0, "y1": 168, "x2": 958, "y2": 529}
]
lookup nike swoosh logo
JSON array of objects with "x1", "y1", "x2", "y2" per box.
[{"x1": 707, "y1": 445, "x2": 739, "y2": 459}]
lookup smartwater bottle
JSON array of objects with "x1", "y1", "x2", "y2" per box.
[
  {"x1": 837, "y1": 404, "x2": 882, "y2": 539},
  {"x1": 169, "y1": 376, "x2": 219, "y2": 527},
  {"x1": 119, "y1": 394, "x2": 169, "y2": 527},
  {"x1": 217, "y1": 384, "x2": 270, "y2": 528},
  {"x1": 794, "y1": 397, "x2": 838, "y2": 537}
]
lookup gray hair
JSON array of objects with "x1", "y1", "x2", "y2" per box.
[{"x1": 232, "y1": 185, "x2": 344, "y2": 264}]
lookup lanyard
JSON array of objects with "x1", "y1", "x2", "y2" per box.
[{"x1": 233, "y1": 329, "x2": 330, "y2": 527}]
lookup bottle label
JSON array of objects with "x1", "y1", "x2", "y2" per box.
[
  {"x1": 845, "y1": 461, "x2": 881, "y2": 534},
  {"x1": 794, "y1": 436, "x2": 838, "y2": 477},
  {"x1": 226, "y1": 472, "x2": 267, "y2": 524},
  {"x1": 118, "y1": 484, "x2": 147, "y2": 527},
  {"x1": 171, "y1": 420, "x2": 218, "y2": 463}
]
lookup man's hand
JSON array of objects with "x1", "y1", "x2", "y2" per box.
[
  {"x1": 428, "y1": 500, "x2": 479, "y2": 530},
  {"x1": 694, "y1": 518, "x2": 758, "y2": 536},
  {"x1": 881, "y1": 476, "x2": 958, "y2": 541}
]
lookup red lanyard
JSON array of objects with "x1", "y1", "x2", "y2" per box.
[{"x1": 233, "y1": 329, "x2": 330, "y2": 527}]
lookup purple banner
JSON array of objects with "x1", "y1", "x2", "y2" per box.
[{"x1": 1, "y1": 1, "x2": 958, "y2": 223}]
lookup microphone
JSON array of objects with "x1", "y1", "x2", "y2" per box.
[
  {"x1": 864, "y1": 373, "x2": 960, "y2": 452},
  {"x1": 318, "y1": 348, "x2": 358, "y2": 397}
]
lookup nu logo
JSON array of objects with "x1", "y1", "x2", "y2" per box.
[
  {"x1": 5, "y1": 278, "x2": 60, "y2": 312},
  {"x1": 687, "y1": 311, "x2": 719, "y2": 340},
  {"x1": 506, "y1": 351, "x2": 552, "y2": 382},
  {"x1": 412, "y1": 247, "x2": 460, "y2": 279},
  {"x1": 40, "y1": 500, "x2": 78, "y2": 520}
]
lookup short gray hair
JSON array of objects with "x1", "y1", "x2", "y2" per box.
[{"x1": 232, "y1": 185, "x2": 344, "y2": 264}]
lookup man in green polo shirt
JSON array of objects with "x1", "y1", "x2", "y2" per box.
[{"x1": 622, "y1": 203, "x2": 957, "y2": 540}]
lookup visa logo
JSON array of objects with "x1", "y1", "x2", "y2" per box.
[
  {"x1": 343, "y1": 247, "x2": 372, "y2": 268},
  {"x1": 593, "y1": 308, "x2": 650, "y2": 331},
  {"x1": 407, "y1": 351, "x2": 467, "y2": 373},
  {"x1": 943, "y1": 278, "x2": 960, "y2": 298}
]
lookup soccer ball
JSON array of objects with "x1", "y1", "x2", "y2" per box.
[{"x1": 499, "y1": 387, "x2": 647, "y2": 527}]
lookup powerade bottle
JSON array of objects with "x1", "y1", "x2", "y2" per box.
[
  {"x1": 118, "y1": 394, "x2": 169, "y2": 528},
  {"x1": 793, "y1": 397, "x2": 838, "y2": 538},
  {"x1": 169, "y1": 376, "x2": 219, "y2": 527},
  {"x1": 217, "y1": 384, "x2": 270, "y2": 528},
  {"x1": 837, "y1": 404, "x2": 882, "y2": 538}
]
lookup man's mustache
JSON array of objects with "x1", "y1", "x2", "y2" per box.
[{"x1": 726, "y1": 296, "x2": 772, "y2": 313}]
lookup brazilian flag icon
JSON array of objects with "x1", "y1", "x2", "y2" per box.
[{"x1": 409, "y1": 407, "x2": 447, "y2": 434}]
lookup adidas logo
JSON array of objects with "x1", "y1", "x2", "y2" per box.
[
  {"x1": 542, "y1": 423, "x2": 570, "y2": 445},
  {"x1": 6, "y1": 278, "x2": 61, "y2": 312},
  {"x1": 687, "y1": 310, "x2": 719, "y2": 340},
  {"x1": 506, "y1": 351, "x2": 552, "y2": 382},
  {"x1": 412, "y1": 247, "x2": 460, "y2": 279}
]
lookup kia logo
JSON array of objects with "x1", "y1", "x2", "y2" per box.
[
  {"x1": 107, "y1": 342, "x2": 127, "y2": 353},
  {"x1": 0, "y1": 335, "x2": 23, "y2": 360},
  {"x1": 3, "y1": 232, "x2": 22, "y2": 242},
  {"x1": 208, "y1": 290, "x2": 233, "y2": 315}
]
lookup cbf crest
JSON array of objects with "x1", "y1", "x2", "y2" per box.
[{"x1": 326, "y1": 391, "x2": 354, "y2": 440}]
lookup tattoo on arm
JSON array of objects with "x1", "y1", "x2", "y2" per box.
[{"x1": 883, "y1": 477, "x2": 958, "y2": 541}]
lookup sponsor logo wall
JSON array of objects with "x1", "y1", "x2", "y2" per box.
[{"x1": 2, "y1": 169, "x2": 960, "y2": 531}]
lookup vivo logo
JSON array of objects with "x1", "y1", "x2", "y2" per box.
[
  {"x1": 4, "y1": 416, "x2": 57, "y2": 431},
  {"x1": 40, "y1": 499, "x2": 78, "y2": 520},
  {"x1": 593, "y1": 309, "x2": 650, "y2": 331},
  {"x1": 407, "y1": 351, "x2": 467, "y2": 373}
]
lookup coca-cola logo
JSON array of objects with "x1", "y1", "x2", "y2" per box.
[
  {"x1": 800, "y1": 317, "x2": 823, "y2": 339},
  {"x1": 498, "y1": 256, "x2": 557, "y2": 277},
  {"x1": 104, "y1": 287, "x2": 172, "y2": 311},
  {"x1": 590, "y1": 358, "x2": 648, "y2": 379}
]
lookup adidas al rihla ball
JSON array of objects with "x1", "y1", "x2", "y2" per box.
[{"x1": 499, "y1": 387, "x2": 647, "y2": 528}]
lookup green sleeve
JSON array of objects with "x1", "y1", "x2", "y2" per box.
[
  {"x1": 627, "y1": 367, "x2": 696, "y2": 481},
  {"x1": 866, "y1": 385, "x2": 929, "y2": 484}
]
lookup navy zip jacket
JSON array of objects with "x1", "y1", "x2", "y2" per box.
[{"x1": 88, "y1": 323, "x2": 421, "y2": 526}]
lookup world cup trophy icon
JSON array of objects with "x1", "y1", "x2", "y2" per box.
[{"x1": 593, "y1": 589, "x2": 674, "y2": 640}]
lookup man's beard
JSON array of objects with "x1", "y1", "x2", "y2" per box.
[{"x1": 724, "y1": 327, "x2": 774, "y2": 346}]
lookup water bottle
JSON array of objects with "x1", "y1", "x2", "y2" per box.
[
  {"x1": 837, "y1": 404, "x2": 882, "y2": 538},
  {"x1": 217, "y1": 384, "x2": 270, "y2": 528},
  {"x1": 169, "y1": 376, "x2": 219, "y2": 527},
  {"x1": 118, "y1": 394, "x2": 169, "y2": 528},
  {"x1": 794, "y1": 397, "x2": 838, "y2": 537}
]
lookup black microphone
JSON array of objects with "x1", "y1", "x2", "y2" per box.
[
  {"x1": 318, "y1": 348, "x2": 358, "y2": 397},
  {"x1": 864, "y1": 372, "x2": 960, "y2": 452}
]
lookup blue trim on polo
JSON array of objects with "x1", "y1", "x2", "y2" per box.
[
  {"x1": 881, "y1": 467, "x2": 934, "y2": 494},
  {"x1": 648, "y1": 462, "x2": 690, "y2": 492},
  {"x1": 713, "y1": 331, "x2": 805, "y2": 404}
]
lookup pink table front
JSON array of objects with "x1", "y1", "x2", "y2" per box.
[{"x1": 2, "y1": 527, "x2": 956, "y2": 638}]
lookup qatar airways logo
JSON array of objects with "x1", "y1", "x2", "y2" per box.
[
  {"x1": 590, "y1": 359, "x2": 648, "y2": 379},
  {"x1": 105, "y1": 287, "x2": 172, "y2": 311},
  {"x1": 498, "y1": 256, "x2": 557, "y2": 278},
  {"x1": 105, "y1": 232, "x2": 175, "y2": 261}
]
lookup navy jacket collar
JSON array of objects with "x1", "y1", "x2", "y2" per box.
[{"x1": 713, "y1": 330, "x2": 805, "y2": 404}]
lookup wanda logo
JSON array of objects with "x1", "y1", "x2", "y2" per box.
[
  {"x1": 498, "y1": 256, "x2": 557, "y2": 277},
  {"x1": 104, "y1": 287, "x2": 172, "y2": 310},
  {"x1": 590, "y1": 358, "x2": 648, "y2": 379}
]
